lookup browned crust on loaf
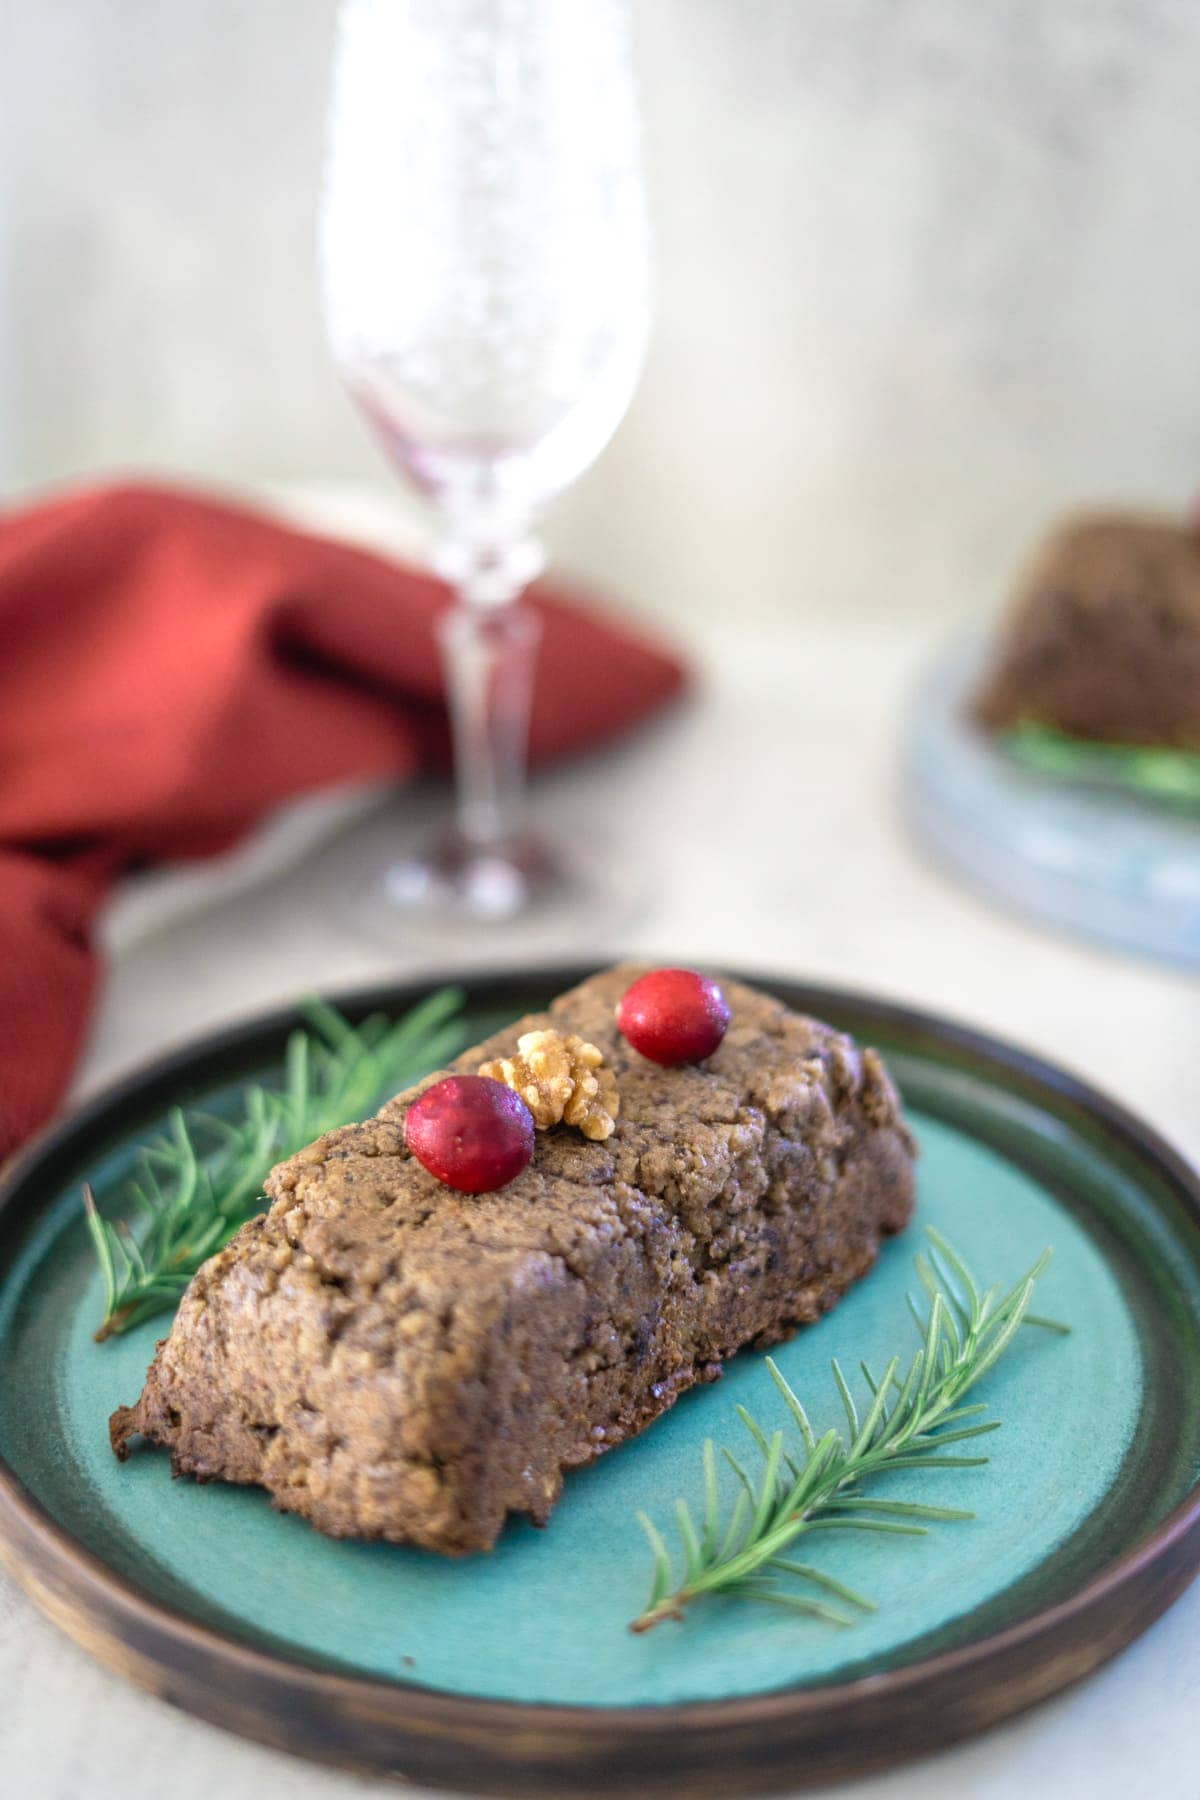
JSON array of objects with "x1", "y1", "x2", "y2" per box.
[
  {"x1": 111, "y1": 966, "x2": 916, "y2": 1554},
  {"x1": 972, "y1": 511, "x2": 1200, "y2": 749}
]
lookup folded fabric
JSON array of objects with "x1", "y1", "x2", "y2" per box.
[{"x1": 0, "y1": 481, "x2": 687, "y2": 1159}]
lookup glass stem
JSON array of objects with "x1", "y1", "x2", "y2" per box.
[{"x1": 435, "y1": 534, "x2": 545, "y2": 852}]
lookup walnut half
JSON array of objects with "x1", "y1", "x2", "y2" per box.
[{"x1": 479, "y1": 1029, "x2": 620, "y2": 1141}]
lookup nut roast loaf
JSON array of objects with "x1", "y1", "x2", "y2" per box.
[
  {"x1": 112, "y1": 967, "x2": 917, "y2": 1554},
  {"x1": 973, "y1": 512, "x2": 1200, "y2": 749}
]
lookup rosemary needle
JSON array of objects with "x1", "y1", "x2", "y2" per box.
[
  {"x1": 84, "y1": 987, "x2": 466, "y2": 1340},
  {"x1": 630, "y1": 1228, "x2": 1067, "y2": 1633}
]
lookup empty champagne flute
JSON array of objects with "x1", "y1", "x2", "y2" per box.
[{"x1": 320, "y1": 0, "x2": 651, "y2": 938}]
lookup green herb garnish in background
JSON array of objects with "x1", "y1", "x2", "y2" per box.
[
  {"x1": 1003, "y1": 721, "x2": 1200, "y2": 811},
  {"x1": 631, "y1": 1229, "x2": 1067, "y2": 1633},
  {"x1": 84, "y1": 987, "x2": 466, "y2": 1340}
]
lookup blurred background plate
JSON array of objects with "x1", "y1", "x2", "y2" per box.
[
  {"x1": 2, "y1": 968, "x2": 1200, "y2": 1795},
  {"x1": 904, "y1": 638, "x2": 1200, "y2": 968}
]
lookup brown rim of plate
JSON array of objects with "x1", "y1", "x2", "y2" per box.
[{"x1": 1, "y1": 963, "x2": 1199, "y2": 1797}]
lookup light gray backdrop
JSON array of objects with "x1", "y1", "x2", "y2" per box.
[{"x1": 3, "y1": 0, "x2": 1198, "y2": 624}]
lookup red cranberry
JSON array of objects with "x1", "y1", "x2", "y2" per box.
[
  {"x1": 405, "y1": 1075, "x2": 534, "y2": 1193},
  {"x1": 616, "y1": 968, "x2": 730, "y2": 1066}
]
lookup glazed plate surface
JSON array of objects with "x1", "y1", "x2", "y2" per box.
[
  {"x1": 905, "y1": 636, "x2": 1200, "y2": 967},
  {"x1": 1, "y1": 968, "x2": 1199, "y2": 1794}
]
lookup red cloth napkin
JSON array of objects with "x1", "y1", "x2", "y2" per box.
[{"x1": 0, "y1": 481, "x2": 687, "y2": 1158}]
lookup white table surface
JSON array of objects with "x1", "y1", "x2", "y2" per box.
[{"x1": 3, "y1": 523, "x2": 1199, "y2": 1798}]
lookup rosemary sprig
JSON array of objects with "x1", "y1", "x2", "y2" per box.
[
  {"x1": 83, "y1": 987, "x2": 466, "y2": 1340},
  {"x1": 631, "y1": 1229, "x2": 1068, "y2": 1633}
]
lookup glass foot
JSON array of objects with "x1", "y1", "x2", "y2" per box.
[
  {"x1": 383, "y1": 830, "x2": 563, "y2": 924},
  {"x1": 346, "y1": 823, "x2": 643, "y2": 957}
]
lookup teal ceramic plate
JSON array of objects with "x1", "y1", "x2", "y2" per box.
[{"x1": 2, "y1": 967, "x2": 1200, "y2": 1797}]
